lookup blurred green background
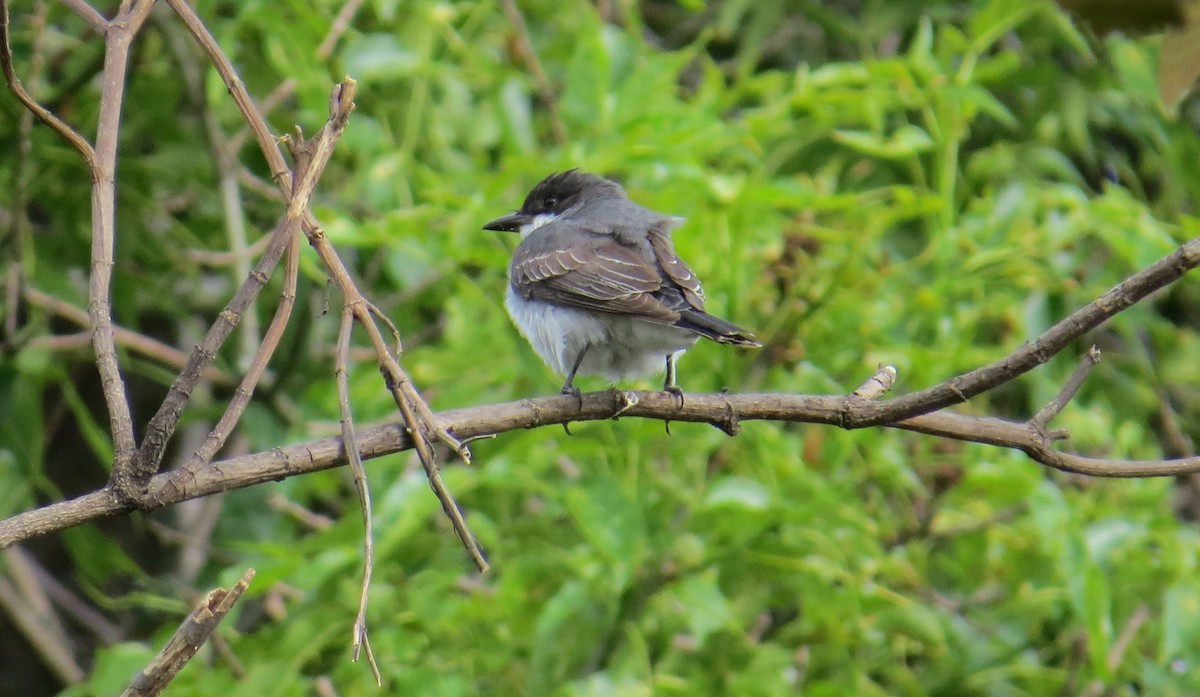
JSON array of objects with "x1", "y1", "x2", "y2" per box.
[{"x1": 4, "y1": 0, "x2": 1200, "y2": 694}]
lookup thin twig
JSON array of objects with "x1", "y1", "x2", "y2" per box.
[
  {"x1": 23, "y1": 548, "x2": 124, "y2": 642},
  {"x1": 61, "y1": 0, "x2": 108, "y2": 34},
  {"x1": 845, "y1": 237, "x2": 1200, "y2": 427},
  {"x1": 227, "y1": 0, "x2": 363, "y2": 154},
  {"x1": 180, "y1": 236, "x2": 300, "y2": 471},
  {"x1": 283, "y1": 92, "x2": 483, "y2": 567},
  {"x1": 0, "y1": 1, "x2": 97, "y2": 168},
  {"x1": 498, "y1": 0, "x2": 567, "y2": 143},
  {"x1": 0, "y1": 547, "x2": 84, "y2": 683},
  {"x1": 157, "y1": 6, "x2": 262, "y2": 363},
  {"x1": 1106, "y1": 604, "x2": 1149, "y2": 673},
  {"x1": 81, "y1": 0, "x2": 162, "y2": 481},
  {"x1": 164, "y1": 0, "x2": 475, "y2": 565},
  {"x1": 1031, "y1": 346, "x2": 1101, "y2": 429},
  {"x1": 0, "y1": 574, "x2": 85, "y2": 683},
  {"x1": 208, "y1": 630, "x2": 246, "y2": 679},
  {"x1": 133, "y1": 80, "x2": 357, "y2": 502},
  {"x1": 185, "y1": 233, "x2": 273, "y2": 267},
  {"x1": 317, "y1": 0, "x2": 363, "y2": 57},
  {"x1": 335, "y1": 307, "x2": 381, "y2": 684},
  {"x1": 267, "y1": 493, "x2": 334, "y2": 531},
  {"x1": 4, "y1": 0, "x2": 44, "y2": 351},
  {"x1": 129, "y1": 218, "x2": 295, "y2": 498},
  {"x1": 119, "y1": 568, "x2": 255, "y2": 697},
  {"x1": 852, "y1": 365, "x2": 898, "y2": 400},
  {"x1": 24, "y1": 287, "x2": 239, "y2": 387}
]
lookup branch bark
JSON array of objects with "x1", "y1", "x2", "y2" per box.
[{"x1": 6, "y1": 368, "x2": 1200, "y2": 549}]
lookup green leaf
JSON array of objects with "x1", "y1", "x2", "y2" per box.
[{"x1": 833, "y1": 125, "x2": 934, "y2": 159}]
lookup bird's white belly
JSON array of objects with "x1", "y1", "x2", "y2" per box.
[{"x1": 505, "y1": 289, "x2": 698, "y2": 382}]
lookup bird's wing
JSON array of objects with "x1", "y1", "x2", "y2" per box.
[
  {"x1": 648, "y1": 229, "x2": 706, "y2": 311},
  {"x1": 511, "y1": 233, "x2": 689, "y2": 323}
]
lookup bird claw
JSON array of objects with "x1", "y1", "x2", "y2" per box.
[
  {"x1": 561, "y1": 384, "x2": 583, "y2": 407},
  {"x1": 561, "y1": 384, "x2": 582, "y2": 434},
  {"x1": 664, "y1": 384, "x2": 685, "y2": 408}
]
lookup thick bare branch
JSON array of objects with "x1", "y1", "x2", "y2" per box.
[{"x1": 8, "y1": 373, "x2": 1200, "y2": 549}]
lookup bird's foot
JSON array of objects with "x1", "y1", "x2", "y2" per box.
[
  {"x1": 664, "y1": 384, "x2": 685, "y2": 409},
  {"x1": 561, "y1": 384, "x2": 582, "y2": 434},
  {"x1": 561, "y1": 383, "x2": 583, "y2": 407}
]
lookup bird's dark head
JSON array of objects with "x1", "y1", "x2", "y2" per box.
[{"x1": 483, "y1": 169, "x2": 625, "y2": 234}]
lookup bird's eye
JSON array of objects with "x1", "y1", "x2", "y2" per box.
[{"x1": 542, "y1": 196, "x2": 558, "y2": 210}]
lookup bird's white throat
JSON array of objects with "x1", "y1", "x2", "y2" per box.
[{"x1": 519, "y1": 212, "x2": 560, "y2": 239}]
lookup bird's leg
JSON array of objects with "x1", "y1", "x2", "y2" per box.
[
  {"x1": 561, "y1": 345, "x2": 590, "y2": 401},
  {"x1": 662, "y1": 352, "x2": 685, "y2": 435},
  {"x1": 560, "y1": 345, "x2": 590, "y2": 434},
  {"x1": 663, "y1": 353, "x2": 685, "y2": 406}
]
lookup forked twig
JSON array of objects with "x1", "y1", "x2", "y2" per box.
[
  {"x1": 164, "y1": 2, "x2": 475, "y2": 555},
  {"x1": 145, "y1": 80, "x2": 357, "y2": 503},
  {"x1": 180, "y1": 236, "x2": 301, "y2": 472}
]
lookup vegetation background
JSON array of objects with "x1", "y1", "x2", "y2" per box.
[{"x1": 3, "y1": 0, "x2": 1200, "y2": 694}]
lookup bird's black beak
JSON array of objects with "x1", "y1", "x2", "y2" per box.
[{"x1": 483, "y1": 212, "x2": 529, "y2": 232}]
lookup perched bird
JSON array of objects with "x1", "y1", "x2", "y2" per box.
[{"x1": 484, "y1": 170, "x2": 761, "y2": 396}]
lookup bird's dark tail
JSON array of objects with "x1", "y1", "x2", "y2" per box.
[{"x1": 677, "y1": 309, "x2": 763, "y2": 348}]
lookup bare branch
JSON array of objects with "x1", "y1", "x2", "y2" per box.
[
  {"x1": 124, "y1": 217, "x2": 294, "y2": 498},
  {"x1": 62, "y1": 0, "x2": 109, "y2": 34},
  {"x1": 163, "y1": 0, "x2": 472, "y2": 565},
  {"x1": 163, "y1": 0, "x2": 292, "y2": 189},
  {"x1": 23, "y1": 287, "x2": 239, "y2": 388},
  {"x1": 179, "y1": 236, "x2": 300, "y2": 471},
  {"x1": 12, "y1": 365, "x2": 1200, "y2": 550},
  {"x1": 227, "y1": 0, "x2": 362, "y2": 154},
  {"x1": 335, "y1": 308, "x2": 381, "y2": 684},
  {"x1": 317, "y1": 0, "x2": 363, "y2": 57},
  {"x1": 1031, "y1": 346, "x2": 1101, "y2": 429},
  {"x1": 848, "y1": 237, "x2": 1200, "y2": 427},
  {"x1": 22, "y1": 548, "x2": 123, "y2": 643},
  {"x1": 852, "y1": 365, "x2": 898, "y2": 400},
  {"x1": 88, "y1": 0, "x2": 159, "y2": 465},
  {"x1": 0, "y1": 548, "x2": 85, "y2": 684},
  {"x1": 119, "y1": 568, "x2": 255, "y2": 697},
  {"x1": 0, "y1": 0, "x2": 98, "y2": 168},
  {"x1": 129, "y1": 80, "x2": 357, "y2": 501},
  {"x1": 498, "y1": 0, "x2": 567, "y2": 143}
]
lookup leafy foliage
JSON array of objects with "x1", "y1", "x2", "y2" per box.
[{"x1": 4, "y1": 0, "x2": 1200, "y2": 694}]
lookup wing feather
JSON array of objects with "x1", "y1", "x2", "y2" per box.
[{"x1": 511, "y1": 231, "x2": 685, "y2": 323}]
